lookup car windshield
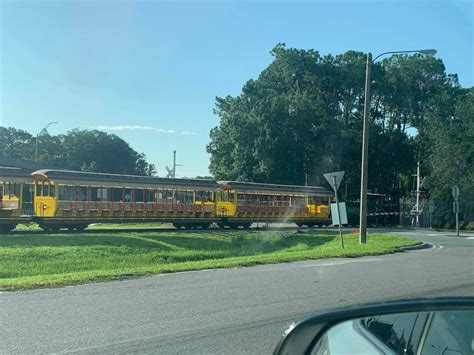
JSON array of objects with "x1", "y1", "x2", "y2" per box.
[{"x1": 0, "y1": 0, "x2": 472, "y2": 354}]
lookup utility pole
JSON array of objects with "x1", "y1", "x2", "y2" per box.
[
  {"x1": 410, "y1": 161, "x2": 423, "y2": 227},
  {"x1": 166, "y1": 150, "x2": 183, "y2": 178},
  {"x1": 416, "y1": 161, "x2": 421, "y2": 227},
  {"x1": 358, "y1": 49, "x2": 437, "y2": 243},
  {"x1": 359, "y1": 53, "x2": 372, "y2": 244}
]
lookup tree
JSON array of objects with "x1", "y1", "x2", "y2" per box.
[
  {"x1": 0, "y1": 127, "x2": 35, "y2": 160},
  {"x1": 0, "y1": 127, "x2": 156, "y2": 176},
  {"x1": 424, "y1": 88, "x2": 474, "y2": 227},
  {"x1": 207, "y1": 44, "x2": 422, "y2": 195}
]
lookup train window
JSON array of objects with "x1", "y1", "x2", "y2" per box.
[
  {"x1": 69, "y1": 186, "x2": 77, "y2": 201},
  {"x1": 196, "y1": 191, "x2": 203, "y2": 201},
  {"x1": 135, "y1": 189, "x2": 144, "y2": 202},
  {"x1": 78, "y1": 187, "x2": 87, "y2": 201},
  {"x1": 49, "y1": 185, "x2": 55, "y2": 197},
  {"x1": 58, "y1": 186, "x2": 66, "y2": 200},
  {"x1": 202, "y1": 191, "x2": 213, "y2": 202},
  {"x1": 296, "y1": 196, "x2": 305, "y2": 206},
  {"x1": 90, "y1": 187, "x2": 100, "y2": 202},
  {"x1": 97, "y1": 188, "x2": 108, "y2": 201},
  {"x1": 36, "y1": 183, "x2": 42, "y2": 197},
  {"x1": 174, "y1": 190, "x2": 184, "y2": 204},
  {"x1": 184, "y1": 191, "x2": 194, "y2": 204},
  {"x1": 112, "y1": 188, "x2": 123, "y2": 202},
  {"x1": 145, "y1": 189, "x2": 155, "y2": 203},
  {"x1": 43, "y1": 182, "x2": 50, "y2": 197},
  {"x1": 165, "y1": 190, "x2": 174, "y2": 202},
  {"x1": 155, "y1": 190, "x2": 164, "y2": 203},
  {"x1": 124, "y1": 189, "x2": 132, "y2": 202}
]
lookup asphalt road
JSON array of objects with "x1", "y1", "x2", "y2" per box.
[{"x1": 1, "y1": 229, "x2": 473, "y2": 354}]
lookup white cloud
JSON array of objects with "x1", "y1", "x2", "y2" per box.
[
  {"x1": 180, "y1": 131, "x2": 199, "y2": 136},
  {"x1": 92, "y1": 125, "x2": 198, "y2": 136}
]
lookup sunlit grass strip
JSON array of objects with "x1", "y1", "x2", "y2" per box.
[{"x1": 0, "y1": 231, "x2": 419, "y2": 291}]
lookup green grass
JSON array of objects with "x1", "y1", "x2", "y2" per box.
[
  {"x1": 13, "y1": 222, "x2": 175, "y2": 231},
  {"x1": 0, "y1": 229, "x2": 420, "y2": 291}
]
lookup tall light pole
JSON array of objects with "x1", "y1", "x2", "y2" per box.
[
  {"x1": 35, "y1": 121, "x2": 58, "y2": 162},
  {"x1": 359, "y1": 49, "x2": 437, "y2": 244}
]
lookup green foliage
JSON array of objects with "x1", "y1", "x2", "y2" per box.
[
  {"x1": 207, "y1": 44, "x2": 466, "y2": 204},
  {"x1": 0, "y1": 127, "x2": 156, "y2": 176},
  {"x1": 424, "y1": 88, "x2": 474, "y2": 225},
  {"x1": 0, "y1": 230, "x2": 418, "y2": 290}
]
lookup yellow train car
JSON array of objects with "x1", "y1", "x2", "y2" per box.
[
  {"x1": 30, "y1": 169, "x2": 333, "y2": 231},
  {"x1": 0, "y1": 166, "x2": 34, "y2": 232},
  {"x1": 31, "y1": 169, "x2": 222, "y2": 231},
  {"x1": 215, "y1": 181, "x2": 333, "y2": 228}
]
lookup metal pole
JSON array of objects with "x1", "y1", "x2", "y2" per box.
[
  {"x1": 359, "y1": 53, "x2": 372, "y2": 244},
  {"x1": 415, "y1": 161, "x2": 420, "y2": 228},
  {"x1": 333, "y1": 176, "x2": 344, "y2": 249},
  {"x1": 173, "y1": 150, "x2": 176, "y2": 178},
  {"x1": 455, "y1": 201, "x2": 459, "y2": 237}
]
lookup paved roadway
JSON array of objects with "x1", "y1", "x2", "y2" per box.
[{"x1": 1, "y1": 229, "x2": 473, "y2": 354}]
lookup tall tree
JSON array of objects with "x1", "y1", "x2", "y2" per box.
[
  {"x1": 207, "y1": 44, "x2": 423, "y2": 195},
  {"x1": 424, "y1": 88, "x2": 474, "y2": 226},
  {"x1": 0, "y1": 127, "x2": 156, "y2": 176}
]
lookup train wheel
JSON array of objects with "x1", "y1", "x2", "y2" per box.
[
  {"x1": 217, "y1": 223, "x2": 226, "y2": 229},
  {"x1": 242, "y1": 223, "x2": 251, "y2": 229},
  {"x1": 0, "y1": 224, "x2": 15, "y2": 233},
  {"x1": 74, "y1": 225, "x2": 88, "y2": 232}
]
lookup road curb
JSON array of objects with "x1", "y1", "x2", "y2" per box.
[{"x1": 397, "y1": 242, "x2": 433, "y2": 251}]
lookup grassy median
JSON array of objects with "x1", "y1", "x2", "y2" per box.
[{"x1": 0, "y1": 229, "x2": 420, "y2": 291}]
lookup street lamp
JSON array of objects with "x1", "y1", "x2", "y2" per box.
[
  {"x1": 35, "y1": 122, "x2": 58, "y2": 162},
  {"x1": 359, "y1": 49, "x2": 437, "y2": 244}
]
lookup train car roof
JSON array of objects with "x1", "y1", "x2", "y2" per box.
[
  {"x1": 218, "y1": 181, "x2": 333, "y2": 195},
  {"x1": 31, "y1": 169, "x2": 221, "y2": 190},
  {"x1": 0, "y1": 166, "x2": 35, "y2": 181}
]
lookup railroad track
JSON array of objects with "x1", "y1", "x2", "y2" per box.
[{"x1": 8, "y1": 225, "x2": 307, "y2": 235}]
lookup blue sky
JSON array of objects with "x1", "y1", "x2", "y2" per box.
[{"x1": 1, "y1": 0, "x2": 472, "y2": 177}]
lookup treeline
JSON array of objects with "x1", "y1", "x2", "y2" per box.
[
  {"x1": 0, "y1": 128, "x2": 156, "y2": 176},
  {"x1": 207, "y1": 44, "x2": 473, "y2": 226}
]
